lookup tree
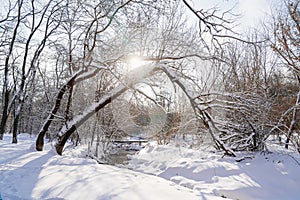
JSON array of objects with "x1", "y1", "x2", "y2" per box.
[
  {"x1": 0, "y1": 0, "x2": 63, "y2": 143},
  {"x1": 211, "y1": 37, "x2": 280, "y2": 152},
  {"x1": 36, "y1": 0, "x2": 134, "y2": 151},
  {"x1": 11, "y1": 0, "x2": 63, "y2": 143},
  {"x1": 0, "y1": 0, "x2": 23, "y2": 140},
  {"x1": 269, "y1": 0, "x2": 300, "y2": 151},
  {"x1": 32, "y1": 0, "x2": 249, "y2": 157}
]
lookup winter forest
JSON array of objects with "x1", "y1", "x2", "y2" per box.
[{"x1": 0, "y1": 0, "x2": 300, "y2": 199}]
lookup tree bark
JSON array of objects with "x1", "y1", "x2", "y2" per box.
[
  {"x1": 0, "y1": 89, "x2": 10, "y2": 140},
  {"x1": 12, "y1": 112, "x2": 19, "y2": 144}
]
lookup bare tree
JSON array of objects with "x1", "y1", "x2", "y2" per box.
[
  {"x1": 12, "y1": 0, "x2": 63, "y2": 143},
  {"x1": 269, "y1": 0, "x2": 300, "y2": 151},
  {"x1": 0, "y1": 0, "x2": 23, "y2": 140},
  {"x1": 36, "y1": 0, "x2": 133, "y2": 151},
  {"x1": 32, "y1": 0, "x2": 270, "y2": 157},
  {"x1": 0, "y1": 0, "x2": 64, "y2": 143}
]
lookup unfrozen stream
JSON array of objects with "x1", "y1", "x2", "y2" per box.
[{"x1": 106, "y1": 149, "x2": 138, "y2": 166}]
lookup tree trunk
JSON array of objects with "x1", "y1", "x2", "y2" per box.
[
  {"x1": 55, "y1": 85, "x2": 128, "y2": 155},
  {"x1": 36, "y1": 71, "x2": 82, "y2": 151},
  {"x1": 54, "y1": 63, "x2": 156, "y2": 155},
  {"x1": 285, "y1": 90, "x2": 300, "y2": 149},
  {"x1": 158, "y1": 65, "x2": 236, "y2": 157},
  {"x1": 0, "y1": 1, "x2": 23, "y2": 140},
  {"x1": 0, "y1": 89, "x2": 10, "y2": 140},
  {"x1": 64, "y1": 80, "x2": 74, "y2": 122},
  {"x1": 36, "y1": 68, "x2": 100, "y2": 151},
  {"x1": 12, "y1": 114, "x2": 19, "y2": 144}
]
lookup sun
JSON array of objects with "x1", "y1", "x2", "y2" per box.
[
  {"x1": 127, "y1": 55, "x2": 145, "y2": 70},
  {"x1": 124, "y1": 54, "x2": 154, "y2": 85}
]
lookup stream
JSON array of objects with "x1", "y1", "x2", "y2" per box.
[{"x1": 105, "y1": 149, "x2": 138, "y2": 166}]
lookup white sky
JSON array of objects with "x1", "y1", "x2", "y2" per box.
[
  {"x1": 189, "y1": 0, "x2": 282, "y2": 32},
  {"x1": 236, "y1": 0, "x2": 282, "y2": 28}
]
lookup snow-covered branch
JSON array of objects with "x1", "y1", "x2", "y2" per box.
[{"x1": 157, "y1": 64, "x2": 236, "y2": 156}]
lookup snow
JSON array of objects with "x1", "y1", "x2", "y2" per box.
[
  {"x1": 0, "y1": 134, "x2": 200, "y2": 200},
  {"x1": 1, "y1": 134, "x2": 300, "y2": 200},
  {"x1": 127, "y1": 142, "x2": 300, "y2": 200}
]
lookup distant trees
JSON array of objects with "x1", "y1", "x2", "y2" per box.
[
  {"x1": 86, "y1": 71, "x2": 126, "y2": 160},
  {"x1": 0, "y1": 0, "x2": 63, "y2": 142},
  {"x1": 268, "y1": 0, "x2": 300, "y2": 151}
]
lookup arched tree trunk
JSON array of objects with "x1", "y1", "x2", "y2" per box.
[
  {"x1": 55, "y1": 85, "x2": 128, "y2": 155},
  {"x1": 53, "y1": 62, "x2": 157, "y2": 155},
  {"x1": 52, "y1": 64, "x2": 235, "y2": 157},
  {"x1": 36, "y1": 71, "x2": 83, "y2": 151},
  {"x1": 36, "y1": 68, "x2": 100, "y2": 151},
  {"x1": 158, "y1": 65, "x2": 236, "y2": 157}
]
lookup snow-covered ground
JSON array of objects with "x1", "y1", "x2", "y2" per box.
[
  {"x1": 0, "y1": 134, "x2": 300, "y2": 200},
  {"x1": 0, "y1": 134, "x2": 207, "y2": 200},
  {"x1": 127, "y1": 142, "x2": 300, "y2": 200}
]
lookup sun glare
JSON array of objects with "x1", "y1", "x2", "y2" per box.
[{"x1": 128, "y1": 56, "x2": 145, "y2": 70}]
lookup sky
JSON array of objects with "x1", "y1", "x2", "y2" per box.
[
  {"x1": 236, "y1": 0, "x2": 282, "y2": 28},
  {"x1": 190, "y1": 0, "x2": 282, "y2": 32}
]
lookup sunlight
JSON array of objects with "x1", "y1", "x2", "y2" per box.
[{"x1": 127, "y1": 55, "x2": 146, "y2": 70}]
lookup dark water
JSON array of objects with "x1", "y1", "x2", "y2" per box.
[{"x1": 106, "y1": 150, "x2": 137, "y2": 166}]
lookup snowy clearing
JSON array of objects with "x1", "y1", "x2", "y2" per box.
[{"x1": 1, "y1": 134, "x2": 300, "y2": 200}]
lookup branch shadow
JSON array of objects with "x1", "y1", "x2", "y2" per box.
[{"x1": 0, "y1": 151, "x2": 56, "y2": 200}]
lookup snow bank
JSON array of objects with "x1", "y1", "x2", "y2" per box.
[{"x1": 128, "y1": 143, "x2": 300, "y2": 200}]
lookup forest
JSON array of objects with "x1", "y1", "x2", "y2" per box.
[{"x1": 0, "y1": 0, "x2": 299, "y2": 159}]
